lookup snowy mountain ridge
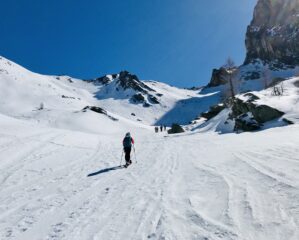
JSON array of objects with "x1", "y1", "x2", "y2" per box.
[
  {"x1": 2, "y1": 55, "x2": 299, "y2": 135},
  {"x1": 0, "y1": 56, "x2": 223, "y2": 128}
]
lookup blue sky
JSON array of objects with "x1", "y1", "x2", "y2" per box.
[{"x1": 0, "y1": 0, "x2": 257, "y2": 87}]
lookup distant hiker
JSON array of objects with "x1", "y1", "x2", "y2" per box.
[
  {"x1": 160, "y1": 125, "x2": 163, "y2": 132},
  {"x1": 155, "y1": 126, "x2": 158, "y2": 133},
  {"x1": 123, "y1": 132, "x2": 134, "y2": 168},
  {"x1": 164, "y1": 125, "x2": 166, "y2": 131}
]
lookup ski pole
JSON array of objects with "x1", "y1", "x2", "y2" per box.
[
  {"x1": 133, "y1": 145, "x2": 137, "y2": 163},
  {"x1": 120, "y1": 150, "x2": 124, "y2": 166}
]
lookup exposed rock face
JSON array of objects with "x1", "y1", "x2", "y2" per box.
[
  {"x1": 201, "y1": 103, "x2": 226, "y2": 120},
  {"x1": 235, "y1": 113, "x2": 261, "y2": 132},
  {"x1": 207, "y1": 0, "x2": 299, "y2": 87},
  {"x1": 208, "y1": 68, "x2": 229, "y2": 87},
  {"x1": 245, "y1": 0, "x2": 299, "y2": 68},
  {"x1": 131, "y1": 93, "x2": 145, "y2": 103},
  {"x1": 94, "y1": 74, "x2": 118, "y2": 85},
  {"x1": 92, "y1": 71, "x2": 162, "y2": 108},
  {"x1": 227, "y1": 94, "x2": 285, "y2": 131},
  {"x1": 117, "y1": 71, "x2": 155, "y2": 94},
  {"x1": 148, "y1": 95, "x2": 160, "y2": 104},
  {"x1": 230, "y1": 96, "x2": 284, "y2": 124},
  {"x1": 82, "y1": 106, "x2": 118, "y2": 121},
  {"x1": 93, "y1": 71, "x2": 155, "y2": 93}
]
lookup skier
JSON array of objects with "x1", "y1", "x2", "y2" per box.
[
  {"x1": 160, "y1": 125, "x2": 163, "y2": 132},
  {"x1": 155, "y1": 126, "x2": 158, "y2": 133},
  {"x1": 122, "y1": 132, "x2": 134, "y2": 168},
  {"x1": 164, "y1": 125, "x2": 166, "y2": 131}
]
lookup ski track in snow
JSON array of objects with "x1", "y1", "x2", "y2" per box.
[{"x1": 1, "y1": 125, "x2": 299, "y2": 240}]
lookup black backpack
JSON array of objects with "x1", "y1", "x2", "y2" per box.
[{"x1": 123, "y1": 136, "x2": 132, "y2": 148}]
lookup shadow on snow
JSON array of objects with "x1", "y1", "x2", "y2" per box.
[
  {"x1": 87, "y1": 165, "x2": 123, "y2": 177},
  {"x1": 155, "y1": 89, "x2": 221, "y2": 126}
]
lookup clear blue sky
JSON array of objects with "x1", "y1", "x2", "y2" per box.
[{"x1": 0, "y1": 0, "x2": 257, "y2": 87}]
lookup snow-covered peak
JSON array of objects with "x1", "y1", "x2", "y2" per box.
[{"x1": 0, "y1": 56, "x2": 221, "y2": 129}]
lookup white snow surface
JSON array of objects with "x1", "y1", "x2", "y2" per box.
[
  {"x1": 1, "y1": 113, "x2": 299, "y2": 240},
  {"x1": 1, "y1": 56, "x2": 299, "y2": 240}
]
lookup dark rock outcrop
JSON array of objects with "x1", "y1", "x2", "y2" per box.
[
  {"x1": 201, "y1": 104, "x2": 226, "y2": 120},
  {"x1": 167, "y1": 124, "x2": 185, "y2": 134},
  {"x1": 131, "y1": 93, "x2": 145, "y2": 103},
  {"x1": 117, "y1": 71, "x2": 155, "y2": 94},
  {"x1": 82, "y1": 106, "x2": 118, "y2": 121},
  {"x1": 143, "y1": 102, "x2": 151, "y2": 108},
  {"x1": 95, "y1": 74, "x2": 117, "y2": 85},
  {"x1": 93, "y1": 71, "x2": 155, "y2": 94},
  {"x1": 148, "y1": 95, "x2": 160, "y2": 104},
  {"x1": 293, "y1": 80, "x2": 299, "y2": 88},
  {"x1": 230, "y1": 97, "x2": 284, "y2": 124},
  {"x1": 235, "y1": 113, "x2": 261, "y2": 131},
  {"x1": 83, "y1": 106, "x2": 107, "y2": 114},
  {"x1": 226, "y1": 94, "x2": 285, "y2": 131},
  {"x1": 208, "y1": 68, "x2": 229, "y2": 87},
  {"x1": 207, "y1": 0, "x2": 299, "y2": 88},
  {"x1": 245, "y1": 0, "x2": 299, "y2": 68}
]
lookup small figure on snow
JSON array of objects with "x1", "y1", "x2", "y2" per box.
[
  {"x1": 123, "y1": 132, "x2": 134, "y2": 168},
  {"x1": 155, "y1": 126, "x2": 159, "y2": 133},
  {"x1": 160, "y1": 125, "x2": 163, "y2": 132}
]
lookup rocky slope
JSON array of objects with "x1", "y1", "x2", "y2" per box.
[{"x1": 90, "y1": 71, "x2": 161, "y2": 107}]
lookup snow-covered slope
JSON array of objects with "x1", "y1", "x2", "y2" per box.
[
  {"x1": 0, "y1": 56, "x2": 220, "y2": 127},
  {"x1": 89, "y1": 78, "x2": 221, "y2": 126},
  {"x1": 1, "y1": 56, "x2": 299, "y2": 240},
  {"x1": 1, "y1": 110, "x2": 299, "y2": 240},
  {"x1": 194, "y1": 76, "x2": 299, "y2": 134}
]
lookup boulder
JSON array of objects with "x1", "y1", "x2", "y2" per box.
[
  {"x1": 235, "y1": 113, "x2": 261, "y2": 132},
  {"x1": 230, "y1": 96, "x2": 284, "y2": 124},
  {"x1": 251, "y1": 105, "x2": 284, "y2": 123},
  {"x1": 167, "y1": 124, "x2": 185, "y2": 134}
]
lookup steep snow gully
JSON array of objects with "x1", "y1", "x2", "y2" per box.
[{"x1": 0, "y1": 116, "x2": 299, "y2": 240}]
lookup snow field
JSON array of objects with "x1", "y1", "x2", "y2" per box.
[{"x1": 0, "y1": 113, "x2": 299, "y2": 240}]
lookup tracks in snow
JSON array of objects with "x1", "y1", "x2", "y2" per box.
[{"x1": 1, "y1": 128, "x2": 299, "y2": 240}]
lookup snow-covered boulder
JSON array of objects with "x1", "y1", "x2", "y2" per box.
[
  {"x1": 230, "y1": 95, "x2": 284, "y2": 124},
  {"x1": 234, "y1": 112, "x2": 260, "y2": 132}
]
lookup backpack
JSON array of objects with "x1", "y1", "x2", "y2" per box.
[{"x1": 123, "y1": 136, "x2": 132, "y2": 148}]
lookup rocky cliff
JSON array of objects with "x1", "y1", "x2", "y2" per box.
[
  {"x1": 245, "y1": 0, "x2": 299, "y2": 68},
  {"x1": 208, "y1": 0, "x2": 299, "y2": 87}
]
